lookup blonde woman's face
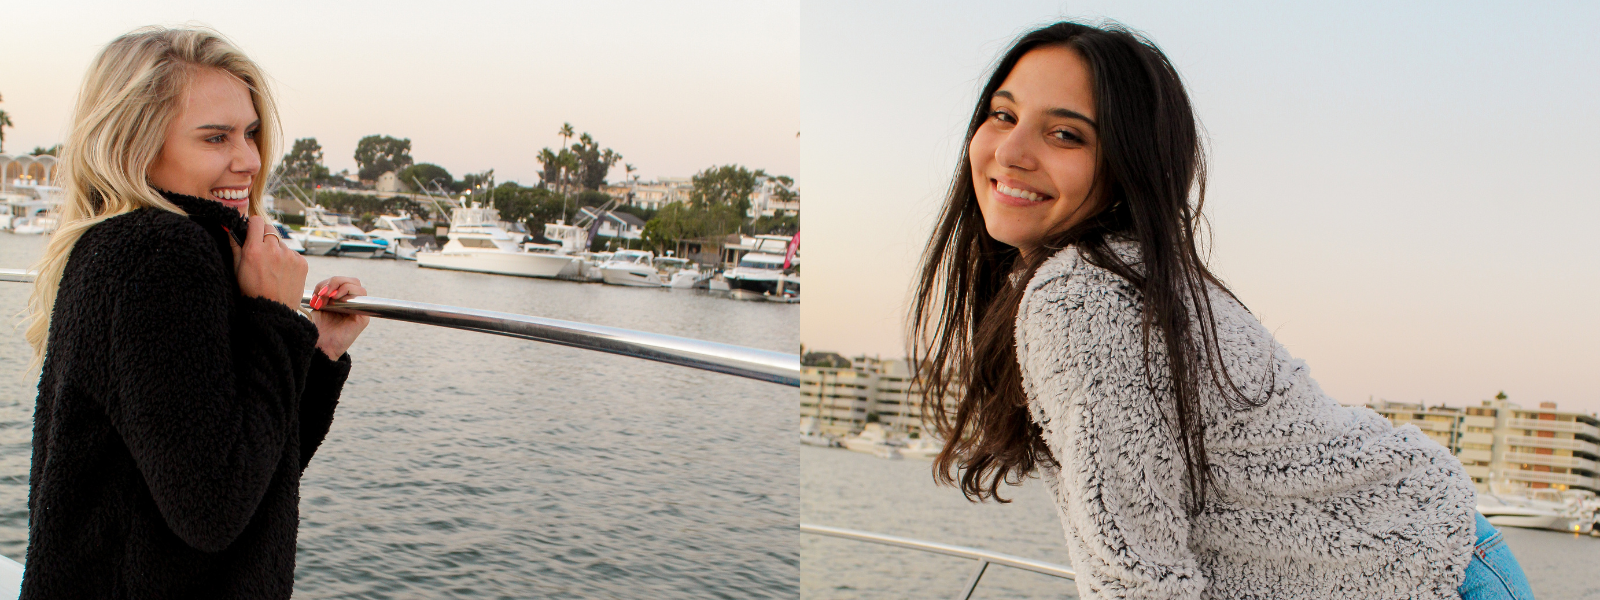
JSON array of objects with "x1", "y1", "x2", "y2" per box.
[
  {"x1": 969, "y1": 46, "x2": 1100, "y2": 256},
  {"x1": 147, "y1": 68, "x2": 260, "y2": 216}
]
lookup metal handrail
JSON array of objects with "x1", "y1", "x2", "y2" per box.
[
  {"x1": 801, "y1": 523, "x2": 1074, "y2": 600},
  {"x1": 0, "y1": 268, "x2": 798, "y2": 387}
]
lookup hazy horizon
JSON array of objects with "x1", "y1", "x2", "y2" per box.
[
  {"x1": 0, "y1": 1, "x2": 798, "y2": 187},
  {"x1": 801, "y1": 0, "x2": 1600, "y2": 415}
]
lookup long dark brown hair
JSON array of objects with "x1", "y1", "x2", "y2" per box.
[{"x1": 910, "y1": 21, "x2": 1262, "y2": 514}]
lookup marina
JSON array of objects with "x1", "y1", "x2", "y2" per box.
[{"x1": 0, "y1": 233, "x2": 799, "y2": 598}]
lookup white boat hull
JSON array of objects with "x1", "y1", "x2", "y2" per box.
[
  {"x1": 669, "y1": 271, "x2": 710, "y2": 289},
  {"x1": 600, "y1": 266, "x2": 664, "y2": 287},
  {"x1": 302, "y1": 238, "x2": 338, "y2": 256},
  {"x1": 416, "y1": 250, "x2": 581, "y2": 279},
  {"x1": 1478, "y1": 503, "x2": 1592, "y2": 533}
]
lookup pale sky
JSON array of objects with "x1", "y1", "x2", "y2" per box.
[
  {"x1": 801, "y1": 1, "x2": 1600, "y2": 415},
  {"x1": 0, "y1": 0, "x2": 799, "y2": 186}
]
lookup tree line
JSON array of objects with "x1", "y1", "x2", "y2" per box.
[{"x1": 270, "y1": 123, "x2": 796, "y2": 254}]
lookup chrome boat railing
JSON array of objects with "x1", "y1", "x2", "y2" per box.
[
  {"x1": 0, "y1": 268, "x2": 798, "y2": 387},
  {"x1": 801, "y1": 523, "x2": 1075, "y2": 600}
]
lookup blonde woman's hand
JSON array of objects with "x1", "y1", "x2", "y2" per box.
[
  {"x1": 308, "y1": 276, "x2": 370, "y2": 360},
  {"x1": 232, "y1": 216, "x2": 308, "y2": 309}
]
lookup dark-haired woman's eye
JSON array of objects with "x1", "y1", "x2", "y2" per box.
[
  {"x1": 1052, "y1": 130, "x2": 1084, "y2": 144},
  {"x1": 988, "y1": 110, "x2": 1015, "y2": 124}
]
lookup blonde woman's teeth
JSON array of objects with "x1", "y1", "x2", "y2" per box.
[
  {"x1": 997, "y1": 182, "x2": 1047, "y2": 201},
  {"x1": 211, "y1": 188, "x2": 248, "y2": 200}
]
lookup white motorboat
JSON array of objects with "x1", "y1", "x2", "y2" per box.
[
  {"x1": 270, "y1": 222, "x2": 306, "y2": 253},
  {"x1": 724, "y1": 251, "x2": 799, "y2": 302},
  {"x1": 416, "y1": 204, "x2": 583, "y2": 279},
  {"x1": 1477, "y1": 489, "x2": 1596, "y2": 534},
  {"x1": 301, "y1": 224, "x2": 385, "y2": 258},
  {"x1": 366, "y1": 213, "x2": 422, "y2": 260},
  {"x1": 658, "y1": 257, "x2": 711, "y2": 289},
  {"x1": 304, "y1": 208, "x2": 386, "y2": 258},
  {"x1": 598, "y1": 250, "x2": 665, "y2": 287},
  {"x1": 800, "y1": 417, "x2": 838, "y2": 448},
  {"x1": 841, "y1": 423, "x2": 903, "y2": 459},
  {"x1": 289, "y1": 228, "x2": 339, "y2": 256},
  {"x1": 1, "y1": 182, "x2": 63, "y2": 234}
]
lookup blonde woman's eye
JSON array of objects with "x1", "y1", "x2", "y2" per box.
[
  {"x1": 207, "y1": 134, "x2": 227, "y2": 143},
  {"x1": 245, "y1": 129, "x2": 258, "y2": 140}
]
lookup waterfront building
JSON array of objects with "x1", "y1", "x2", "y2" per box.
[
  {"x1": 1366, "y1": 396, "x2": 1600, "y2": 494},
  {"x1": 747, "y1": 175, "x2": 799, "y2": 218},
  {"x1": 799, "y1": 354, "x2": 953, "y2": 439},
  {"x1": 576, "y1": 206, "x2": 646, "y2": 242},
  {"x1": 0, "y1": 154, "x2": 58, "y2": 190},
  {"x1": 606, "y1": 177, "x2": 693, "y2": 211}
]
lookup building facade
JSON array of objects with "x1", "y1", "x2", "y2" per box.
[
  {"x1": 799, "y1": 355, "x2": 950, "y2": 439},
  {"x1": 1367, "y1": 397, "x2": 1600, "y2": 494}
]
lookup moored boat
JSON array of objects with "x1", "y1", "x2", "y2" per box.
[{"x1": 416, "y1": 204, "x2": 582, "y2": 278}]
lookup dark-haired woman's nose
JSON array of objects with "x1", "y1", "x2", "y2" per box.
[{"x1": 994, "y1": 129, "x2": 1036, "y2": 171}]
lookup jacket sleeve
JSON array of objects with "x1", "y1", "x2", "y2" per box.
[
  {"x1": 299, "y1": 350, "x2": 350, "y2": 471},
  {"x1": 1016, "y1": 260, "x2": 1206, "y2": 600},
  {"x1": 104, "y1": 224, "x2": 319, "y2": 553}
]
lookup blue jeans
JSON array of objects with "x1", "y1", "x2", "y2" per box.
[{"x1": 1457, "y1": 512, "x2": 1536, "y2": 600}]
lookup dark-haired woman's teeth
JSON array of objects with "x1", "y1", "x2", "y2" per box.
[{"x1": 996, "y1": 182, "x2": 1045, "y2": 202}]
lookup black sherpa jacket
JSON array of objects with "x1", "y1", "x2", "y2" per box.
[{"x1": 22, "y1": 191, "x2": 350, "y2": 599}]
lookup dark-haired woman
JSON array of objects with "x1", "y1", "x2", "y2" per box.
[{"x1": 911, "y1": 22, "x2": 1533, "y2": 599}]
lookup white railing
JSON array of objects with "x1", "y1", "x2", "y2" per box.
[
  {"x1": 0, "y1": 269, "x2": 799, "y2": 387},
  {"x1": 802, "y1": 523, "x2": 1074, "y2": 600}
]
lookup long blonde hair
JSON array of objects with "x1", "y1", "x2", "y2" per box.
[{"x1": 24, "y1": 26, "x2": 280, "y2": 365}]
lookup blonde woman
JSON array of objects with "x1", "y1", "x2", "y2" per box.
[{"x1": 22, "y1": 27, "x2": 368, "y2": 598}]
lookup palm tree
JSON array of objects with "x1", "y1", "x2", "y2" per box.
[
  {"x1": 537, "y1": 148, "x2": 560, "y2": 189},
  {"x1": 558, "y1": 122, "x2": 574, "y2": 151},
  {"x1": 0, "y1": 93, "x2": 12, "y2": 154}
]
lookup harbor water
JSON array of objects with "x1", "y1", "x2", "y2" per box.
[
  {"x1": 803, "y1": 444, "x2": 1600, "y2": 599},
  {"x1": 0, "y1": 233, "x2": 798, "y2": 598}
]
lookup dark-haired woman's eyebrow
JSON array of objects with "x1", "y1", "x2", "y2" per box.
[
  {"x1": 1047, "y1": 108, "x2": 1096, "y2": 130},
  {"x1": 991, "y1": 91, "x2": 1096, "y2": 129}
]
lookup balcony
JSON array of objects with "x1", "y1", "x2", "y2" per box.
[
  {"x1": 1504, "y1": 435, "x2": 1599, "y2": 455},
  {"x1": 1463, "y1": 416, "x2": 1497, "y2": 428},
  {"x1": 1503, "y1": 452, "x2": 1599, "y2": 473},
  {"x1": 1394, "y1": 419, "x2": 1453, "y2": 433},
  {"x1": 1458, "y1": 449, "x2": 1492, "y2": 463},
  {"x1": 1459, "y1": 432, "x2": 1494, "y2": 445},
  {"x1": 1502, "y1": 469, "x2": 1595, "y2": 488},
  {"x1": 1509, "y1": 418, "x2": 1600, "y2": 438}
]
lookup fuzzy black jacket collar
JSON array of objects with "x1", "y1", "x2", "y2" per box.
[{"x1": 158, "y1": 189, "x2": 250, "y2": 247}]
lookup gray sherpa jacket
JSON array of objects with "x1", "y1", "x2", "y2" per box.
[{"x1": 1015, "y1": 244, "x2": 1478, "y2": 600}]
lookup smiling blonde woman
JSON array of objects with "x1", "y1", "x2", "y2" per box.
[{"x1": 22, "y1": 26, "x2": 369, "y2": 598}]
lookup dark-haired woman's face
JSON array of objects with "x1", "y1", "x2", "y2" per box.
[{"x1": 969, "y1": 46, "x2": 1100, "y2": 255}]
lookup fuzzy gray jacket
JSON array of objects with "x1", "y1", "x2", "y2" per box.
[{"x1": 1015, "y1": 245, "x2": 1477, "y2": 600}]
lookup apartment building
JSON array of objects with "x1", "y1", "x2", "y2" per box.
[
  {"x1": 1367, "y1": 397, "x2": 1600, "y2": 494},
  {"x1": 799, "y1": 355, "x2": 948, "y2": 439}
]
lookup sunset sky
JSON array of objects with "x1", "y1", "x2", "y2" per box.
[
  {"x1": 802, "y1": 0, "x2": 1600, "y2": 414},
  {"x1": 0, "y1": 0, "x2": 799, "y2": 186}
]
